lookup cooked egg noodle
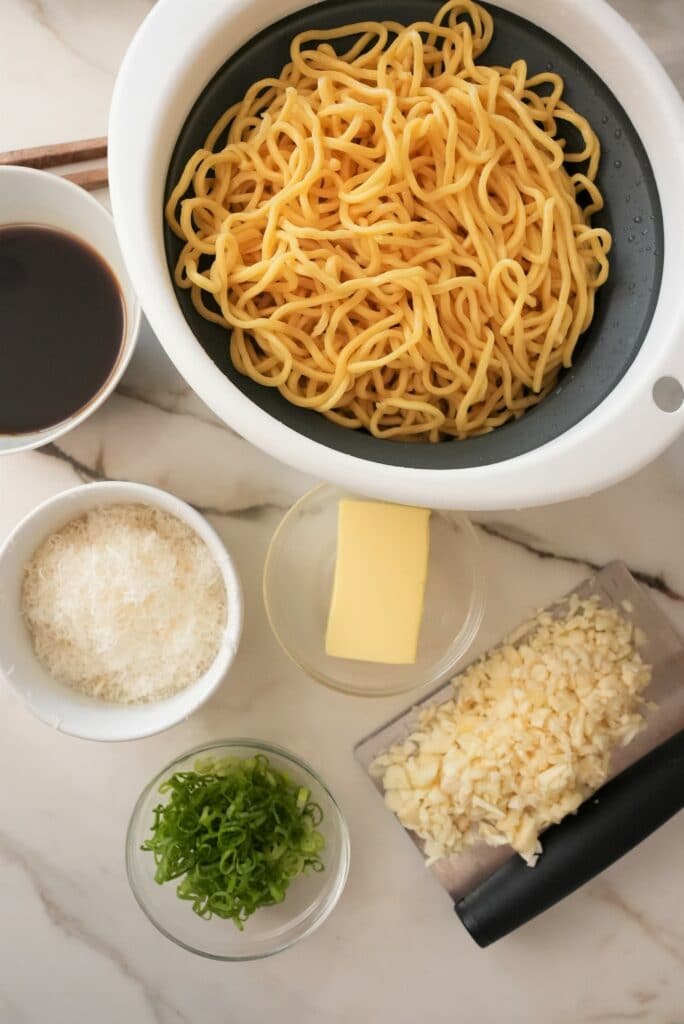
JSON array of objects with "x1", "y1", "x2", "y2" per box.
[{"x1": 167, "y1": 0, "x2": 610, "y2": 441}]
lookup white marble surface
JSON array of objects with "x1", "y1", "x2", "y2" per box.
[{"x1": 1, "y1": 2, "x2": 684, "y2": 1022}]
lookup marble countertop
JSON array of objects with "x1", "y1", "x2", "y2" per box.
[{"x1": 1, "y1": 2, "x2": 683, "y2": 1022}]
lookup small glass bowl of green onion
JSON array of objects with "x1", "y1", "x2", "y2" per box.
[{"x1": 126, "y1": 740, "x2": 350, "y2": 960}]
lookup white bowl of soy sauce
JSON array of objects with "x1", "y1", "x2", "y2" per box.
[{"x1": 0, "y1": 166, "x2": 140, "y2": 454}]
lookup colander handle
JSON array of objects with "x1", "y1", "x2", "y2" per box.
[{"x1": 454, "y1": 728, "x2": 684, "y2": 947}]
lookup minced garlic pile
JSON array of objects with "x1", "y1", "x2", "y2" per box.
[{"x1": 371, "y1": 596, "x2": 652, "y2": 866}]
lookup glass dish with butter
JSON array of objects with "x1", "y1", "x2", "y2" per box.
[{"x1": 263, "y1": 484, "x2": 485, "y2": 697}]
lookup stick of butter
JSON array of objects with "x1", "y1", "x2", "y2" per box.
[{"x1": 325, "y1": 500, "x2": 431, "y2": 665}]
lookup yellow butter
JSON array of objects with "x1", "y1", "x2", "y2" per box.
[{"x1": 325, "y1": 500, "x2": 431, "y2": 665}]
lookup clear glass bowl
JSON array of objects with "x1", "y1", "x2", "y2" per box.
[
  {"x1": 263, "y1": 484, "x2": 486, "y2": 697},
  {"x1": 126, "y1": 739, "x2": 350, "y2": 960}
]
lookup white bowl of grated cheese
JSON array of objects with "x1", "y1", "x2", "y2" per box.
[{"x1": 0, "y1": 481, "x2": 243, "y2": 741}]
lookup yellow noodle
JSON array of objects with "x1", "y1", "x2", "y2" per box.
[{"x1": 166, "y1": 0, "x2": 611, "y2": 441}]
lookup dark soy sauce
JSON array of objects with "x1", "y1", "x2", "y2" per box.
[{"x1": 0, "y1": 225, "x2": 125, "y2": 434}]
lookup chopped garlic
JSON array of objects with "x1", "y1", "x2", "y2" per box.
[{"x1": 371, "y1": 596, "x2": 652, "y2": 866}]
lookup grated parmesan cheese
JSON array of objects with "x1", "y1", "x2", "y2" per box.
[
  {"x1": 371, "y1": 596, "x2": 652, "y2": 867},
  {"x1": 22, "y1": 504, "x2": 227, "y2": 703}
]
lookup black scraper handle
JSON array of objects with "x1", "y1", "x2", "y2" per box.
[{"x1": 455, "y1": 729, "x2": 684, "y2": 947}]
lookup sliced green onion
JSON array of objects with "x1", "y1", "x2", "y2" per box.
[{"x1": 141, "y1": 754, "x2": 325, "y2": 930}]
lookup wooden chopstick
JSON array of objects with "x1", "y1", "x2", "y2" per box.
[
  {"x1": 63, "y1": 166, "x2": 109, "y2": 192},
  {"x1": 0, "y1": 136, "x2": 109, "y2": 191},
  {"x1": 0, "y1": 136, "x2": 107, "y2": 170}
]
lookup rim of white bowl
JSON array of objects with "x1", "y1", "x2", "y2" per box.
[
  {"x1": 109, "y1": 0, "x2": 684, "y2": 510},
  {"x1": 125, "y1": 738, "x2": 351, "y2": 960},
  {"x1": 0, "y1": 481, "x2": 243, "y2": 741},
  {"x1": 0, "y1": 166, "x2": 141, "y2": 455}
]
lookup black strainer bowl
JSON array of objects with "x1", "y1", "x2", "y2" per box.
[{"x1": 163, "y1": 0, "x2": 663, "y2": 472}]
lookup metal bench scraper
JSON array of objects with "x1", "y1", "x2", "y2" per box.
[{"x1": 354, "y1": 562, "x2": 684, "y2": 945}]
